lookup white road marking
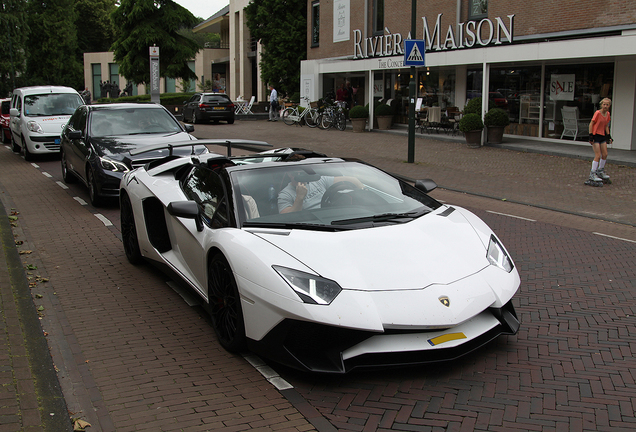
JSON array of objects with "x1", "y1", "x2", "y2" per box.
[
  {"x1": 42, "y1": 172, "x2": 52, "y2": 178},
  {"x1": 243, "y1": 354, "x2": 293, "y2": 390},
  {"x1": 31, "y1": 163, "x2": 39, "y2": 168},
  {"x1": 593, "y1": 232, "x2": 636, "y2": 243},
  {"x1": 486, "y1": 210, "x2": 536, "y2": 222},
  {"x1": 56, "y1": 181, "x2": 69, "y2": 190},
  {"x1": 94, "y1": 214, "x2": 113, "y2": 227},
  {"x1": 73, "y1": 197, "x2": 87, "y2": 205}
]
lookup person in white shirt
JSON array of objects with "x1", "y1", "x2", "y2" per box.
[{"x1": 268, "y1": 85, "x2": 279, "y2": 121}]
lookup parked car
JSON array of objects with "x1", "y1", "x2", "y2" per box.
[
  {"x1": 182, "y1": 93, "x2": 235, "y2": 124},
  {"x1": 9, "y1": 86, "x2": 84, "y2": 160},
  {"x1": 120, "y1": 146, "x2": 521, "y2": 373},
  {"x1": 60, "y1": 103, "x2": 207, "y2": 206},
  {"x1": 1, "y1": 98, "x2": 10, "y2": 144}
]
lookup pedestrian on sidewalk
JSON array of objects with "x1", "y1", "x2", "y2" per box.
[
  {"x1": 268, "y1": 84, "x2": 279, "y2": 122},
  {"x1": 586, "y1": 97, "x2": 612, "y2": 185}
]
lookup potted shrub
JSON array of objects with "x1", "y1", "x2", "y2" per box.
[
  {"x1": 458, "y1": 113, "x2": 484, "y2": 148},
  {"x1": 349, "y1": 105, "x2": 369, "y2": 132},
  {"x1": 374, "y1": 103, "x2": 393, "y2": 130},
  {"x1": 484, "y1": 108, "x2": 510, "y2": 144},
  {"x1": 463, "y1": 97, "x2": 497, "y2": 115}
]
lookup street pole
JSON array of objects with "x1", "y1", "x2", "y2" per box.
[{"x1": 407, "y1": 0, "x2": 417, "y2": 163}]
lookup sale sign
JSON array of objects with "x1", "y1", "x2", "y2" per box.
[{"x1": 550, "y1": 74, "x2": 575, "y2": 101}]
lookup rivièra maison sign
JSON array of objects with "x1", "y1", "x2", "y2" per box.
[{"x1": 353, "y1": 13, "x2": 515, "y2": 59}]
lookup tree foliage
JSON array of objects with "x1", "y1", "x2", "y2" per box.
[
  {"x1": 25, "y1": 0, "x2": 84, "y2": 90},
  {"x1": 74, "y1": 0, "x2": 116, "y2": 54},
  {"x1": 0, "y1": 0, "x2": 29, "y2": 97},
  {"x1": 245, "y1": 0, "x2": 307, "y2": 97},
  {"x1": 111, "y1": 0, "x2": 200, "y2": 85}
]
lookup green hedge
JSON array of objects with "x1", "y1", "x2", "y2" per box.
[{"x1": 95, "y1": 92, "x2": 195, "y2": 106}]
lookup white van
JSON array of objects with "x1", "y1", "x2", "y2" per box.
[{"x1": 9, "y1": 86, "x2": 84, "y2": 160}]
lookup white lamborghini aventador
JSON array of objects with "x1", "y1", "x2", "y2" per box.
[{"x1": 119, "y1": 142, "x2": 520, "y2": 373}]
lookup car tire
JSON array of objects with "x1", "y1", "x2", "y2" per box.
[
  {"x1": 207, "y1": 254, "x2": 246, "y2": 352},
  {"x1": 11, "y1": 134, "x2": 20, "y2": 153},
  {"x1": 191, "y1": 112, "x2": 198, "y2": 124},
  {"x1": 22, "y1": 137, "x2": 33, "y2": 161},
  {"x1": 227, "y1": 118, "x2": 234, "y2": 125},
  {"x1": 120, "y1": 193, "x2": 143, "y2": 265},
  {"x1": 2, "y1": 129, "x2": 9, "y2": 144},
  {"x1": 60, "y1": 150, "x2": 77, "y2": 183},
  {"x1": 87, "y1": 167, "x2": 103, "y2": 207}
]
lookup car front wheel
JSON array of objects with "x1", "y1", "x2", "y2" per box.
[
  {"x1": 22, "y1": 137, "x2": 33, "y2": 161},
  {"x1": 60, "y1": 150, "x2": 77, "y2": 183},
  {"x1": 120, "y1": 193, "x2": 143, "y2": 265},
  {"x1": 87, "y1": 168, "x2": 103, "y2": 207},
  {"x1": 207, "y1": 254, "x2": 246, "y2": 352}
]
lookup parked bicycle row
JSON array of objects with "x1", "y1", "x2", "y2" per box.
[{"x1": 280, "y1": 97, "x2": 347, "y2": 131}]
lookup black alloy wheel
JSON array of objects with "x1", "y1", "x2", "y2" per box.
[
  {"x1": 120, "y1": 193, "x2": 143, "y2": 265},
  {"x1": 87, "y1": 168, "x2": 103, "y2": 207},
  {"x1": 207, "y1": 254, "x2": 246, "y2": 352},
  {"x1": 60, "y1": 150, "x2": 77, "y2": 183}
]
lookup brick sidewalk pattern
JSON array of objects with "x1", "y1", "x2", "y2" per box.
[{"x1": 0, "y1": 121, "x2": 635, "y2": 431}]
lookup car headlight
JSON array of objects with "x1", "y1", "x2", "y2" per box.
[
  {"x1": 27, "y1": 121, "x2": 42, "y2": 133},
  {"x1": 487, "y1": 235, "x2": 514, "y2": 272},
  {"x1": 273, "y1": 266, "x2": 342, "y2": 305},
  {"x1": 99, "y1": 156, "x2": 129, "y2": 173}
]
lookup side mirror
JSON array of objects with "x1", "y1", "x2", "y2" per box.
[
  {"x1": 414, "y1": 179, "x2": 437, "y2": 193},
  {"x1": 9, "y1": 108, "x2": 19, "y2": 117},
  {"x1": 184, "y1": 124, "x2": 195, "y2": 133},
  {"x1": 68, "y1": 130, "x2": 82, "y2": 140},
  {"x1": 167, "y1": 201, "x2": 203, "y2": 232}
]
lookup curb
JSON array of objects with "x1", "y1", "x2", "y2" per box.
[{"x1": 0, "y1": 199, "x2": 73, "y2": 431}]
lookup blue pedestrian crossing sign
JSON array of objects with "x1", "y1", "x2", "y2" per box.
[{"x1": 404, "y1": 40, "x2": 426, "y2": 66}]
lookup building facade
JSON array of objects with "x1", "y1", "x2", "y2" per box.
[
  {"x1": 83, "y1": 2, "x2": 267, "y2": 105},
  {"x1": 301, "y1": 0, "x2": 636, "y2": 150}
]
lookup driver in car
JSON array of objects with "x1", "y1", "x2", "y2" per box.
[{"x1": 278, "y1": 170, "x2": 363, "y2": 213}]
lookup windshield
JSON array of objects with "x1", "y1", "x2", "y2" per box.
[
  {"x1": 24, "y1": 93, "x2": 83, "y2": 116},
  {"x1": 231, "y1": 161, "x2": 442, "y2": 229},
  {"x1": 89, "y1": 107, "x2": 183, "y2": 137}
]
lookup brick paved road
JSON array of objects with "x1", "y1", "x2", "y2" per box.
[{"x1": 1, "y1": 121, "x2": 635, "y2": 431}]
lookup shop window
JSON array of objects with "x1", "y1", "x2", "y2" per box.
[
  {"x1": 468, "y1": 0, "x2": 488, "y2": 20},
  {"x1": 544, "y1": 63, "x2": 614, "y2": 141},
  {"x1": 91, "y1": 64, "x2": 101, "y2": 99},
  {"x1": 311, "y1": 1, "x2": 320, "y2": 47},
  {"x1": 373, "y1": 0, "x2": 384, "y2": 36},
  {"x1": 109, "y1": 63, "x2": 119, "y2": 89},
  {"x1": 165, "y1": 77, "x2": 176, "y2": 93}
]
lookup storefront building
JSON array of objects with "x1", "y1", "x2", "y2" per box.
[{"x1": 301, "y1": 0, "x2": 636, "y2": 150}]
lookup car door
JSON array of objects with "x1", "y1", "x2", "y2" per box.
[
  {"x1": 164, "y1": 166, "x2": 230, "y2": 299},
  {"x1": 65, "y1": 107, "x2": 89, "y2": 182},
  {"x1": 10, "y1": 95, "x2": 22, "y2": 144},
  {"x1": 184, "y1": 94, "x2": 200, "y2": 121}
]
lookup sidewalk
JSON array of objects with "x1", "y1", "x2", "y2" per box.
[
  {"x1": 385, "y1": 123, "x2": 636, "y2": 168},
  {"x1": 0, "y1": 121, "x2": 634, "y2": 431}
]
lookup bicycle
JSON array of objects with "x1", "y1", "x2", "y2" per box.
[
  {"x1": 318, "y1": 101, "x2": 347, "y2": 131},
  {"x1": 281, "y1": 97, "x2": 320, "y2": 127}
]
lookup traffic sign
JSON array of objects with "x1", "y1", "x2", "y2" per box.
[{"x1": 404, "y1": 40, "x2": 425, "y2": 66}]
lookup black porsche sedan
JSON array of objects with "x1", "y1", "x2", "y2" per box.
[{"x1": 60, "y1": 103, "x2": 207, "y2": 206}]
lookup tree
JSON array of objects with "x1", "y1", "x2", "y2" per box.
[
  {"x1": 25, "y1": 0, "x2": 84, "y2": 89},
  {"x1": 245, "y1": 0, "x2": 307, "y2": 98},
  {"x1": 74, "y1": 0, "x2": 116, "y2": 54},
  {"x1": 0, "y1": 0, "x2": 29, "y2": 97},
  {"x1": 111, "y1": 0, "x2": 200, "y2": 85}
]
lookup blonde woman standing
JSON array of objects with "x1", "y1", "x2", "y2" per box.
[{"x1": 585, "y1": 98, "x2": 613, "y2": 186}]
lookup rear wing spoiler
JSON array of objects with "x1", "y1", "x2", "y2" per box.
[{"x1": 129, "y1": 139, "x2": 272, "y2": 157}]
